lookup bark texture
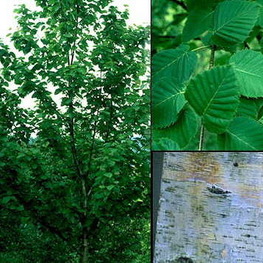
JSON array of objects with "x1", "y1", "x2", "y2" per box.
[{"x1": 154, "y1": 152, "x2": 263, "y2": 263}]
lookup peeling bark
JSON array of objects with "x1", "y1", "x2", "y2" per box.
[{"x1": 154, "y1": 152, "x2": 263, "y2": 263}]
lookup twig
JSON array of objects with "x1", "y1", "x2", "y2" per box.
[
  {"x1": 244, "y1": 42, "x2": 250, "y2": 49},
  {"x1": 192, "y1": 46, "x2": 210, "y2": 52},
  {"x1": 209, "y1": 45, "x2": 216, "y2": 69},
  {"x1": 198, "y1": 125, "x2": 205, "y2": 151}
]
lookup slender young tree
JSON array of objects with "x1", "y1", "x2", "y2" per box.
[{"x1": 0, "y1": 1, "x2": 149, "y2": 262}]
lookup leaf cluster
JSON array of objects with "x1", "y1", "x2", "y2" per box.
[{"x1": 153, "y1": 0, "x2": 263, "y2": 150}]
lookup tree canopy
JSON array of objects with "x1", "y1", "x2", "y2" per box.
[{"x1": 0, "y1": 1, "x2": 150, "y2": 262}]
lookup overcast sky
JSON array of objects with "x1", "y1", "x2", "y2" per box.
[{"x1": 0, "y1": 0, "x2": 150, "y2": 39}]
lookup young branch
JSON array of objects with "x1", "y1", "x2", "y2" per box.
[
  {"x1": 244, "y1": 42, "x2": 250, "y2": 49},
  {"x1": 192, "y1": 46, "x2": 210, "y2": 52},
  {"x1": 209, "y1": 45, "x2": 216, "y2": 69},
  {"x1": 64, "y1": 6, "x2": 90, "y2": 262},
  {"x1": 198, "y1": 126, "x2": 205, "y2": 151},
  {"x1": 66, "y1": 4, "x2": 83, "y2": 180}
]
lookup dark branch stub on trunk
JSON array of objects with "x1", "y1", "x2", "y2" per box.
[{"x1": 175, "y1": 257, "x2": 194, "y2": 263}]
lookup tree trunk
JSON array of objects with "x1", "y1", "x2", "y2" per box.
[
  {"x1": 65, "y1": 49, "x2": 90, "y2": 263},
  {"x1": 154, "y1": 152, "x2": 263, "y2": 263},
  {"x1": 81, "y1": 231, "x2": 88, "y2": 263},
  {"x1": 80, "y1": 178, "x2": 88, "y2": 263},
  {"x1": 152, "y1": 152, "x2": 164, "y2": 253}
]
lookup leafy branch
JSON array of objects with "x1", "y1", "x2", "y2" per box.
[{"x1": 153, "y1": 0, "x2": 263, "y2": 150}]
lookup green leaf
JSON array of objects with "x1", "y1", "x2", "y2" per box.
[
  {"x1": 187, "y1": 0, "x2": 223, "y2": 10},
  {"x1": 152, "y1": 77, "x2": 186, "y2": 128},
  {"x1": 230, "y1": 50, "x2": 263, "y2": 98},
  {"x1": 2, "y1": 196, "x2": 14, "y2": 204},
  {"x1": 254, "y1": 98, "x2": 263, "y2": 119},
  {"x1": 152, "y1": 138, "x2": 179, "y2": 150},
  {"x1": 183, "y1": 9, "x2": 214, "y2": 42},
  {"x1": 218, "y1": 117, "x2": 263, "y2": 150},
  {"x1": 153, "y1": 107, "x2": 200, "y2": 150},
  {"x1": 61, "y1": 97, "x2": 72, "y2": 106},
  {"x1": 236, "y1": 98, "x2": 258, "y2": 119},
  {"x1": 106, "y1": 185, "x2": 115, "y2": 191},
  {"x1": 257, "y1": 0, "x2": 263, "y2": 27},
  {"x1": 212, "y1": 0, "x2": 259, "y2": 46},
  {"x1": 104, "y1": 173, "x2": 113, "y2": 178},
  {"x1": 185, "y1": 66, "x2": 239, "y2": 133},
  {"x1": 54, "y1": 88, "x2": 63, "y2": 95},
  {"x1": 152, "y1": 45, "x2": 197, "y2": 84},
  {"x1": 259, "y1": 107, "x2": 263, "y2": 120}
]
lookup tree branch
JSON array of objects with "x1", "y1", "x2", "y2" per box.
[
  {"x1": 66, "y1": 4, "x2": 83, "y2": 180},
  {"x1": 244, "y1": 42, "x2": 250, "y2": 49}
]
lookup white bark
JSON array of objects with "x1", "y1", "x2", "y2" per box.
[{"x1": 154, "y1": 152, "x2": 263, "y2": 263}]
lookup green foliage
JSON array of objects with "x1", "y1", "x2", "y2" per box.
[
  {"x1": 230, "y1": 50, "x2": 263, "y2": 97},
  {"x1": 152, "y1": 78, "x2": 186, "y2": 128},
  {"x1": 153, "y1": 107, "x2": 199, "y2": 150},
  {"x1": 153, "y1": 0, "x2": 263, "y2": 150},
  {"x1": 236, "y1": 97, "x2": 258, "y2": 119},
  {"x1": 218, "y1": 117, "x2": 263, "y2": 150},
  {"x1": 152, "y1": 138, "x2": 180, "y2": 150},
  {"x1": 185, "y1": 66, "x2": 239, "y2": 133},
  {"x1": 152, "y1": 45, "x2": 197, "y2": 83},
  {"x1": 0, "y1": 0, "x2": 149, "y2": 262},
  {"x1": 212, "y1": 0, "x2": 259, "y2": 46},
  {"x1": 182, "y1": 9, "x2": 214, "y2": 42}
]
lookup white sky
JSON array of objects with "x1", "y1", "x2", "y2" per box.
[
  {"x1": 113, "y1": 0, "x2": 150, "y2": 26},
  {"x1": 0, "y1": 0, "x2": 150, "y2": 39}
]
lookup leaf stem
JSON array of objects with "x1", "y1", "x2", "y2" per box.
[
  {"x1": 199, "y1": 45, "x2": 216, "y2": 151},
  {"x1": 192, "y1": 45, "x2": 210, "y2": 52},
  {"x1": 209, "y1": 45, "x2": 216, "y2": 69},
  {"x1": 198, "y1": 125, "x2": 205, "y2": 151}
]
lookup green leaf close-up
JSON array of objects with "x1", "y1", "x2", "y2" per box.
[
  {"x1": 212, "y1": 0, "x2": 259, "y2": 46},
  {"x1": 153, "y1": 0, "x2": 263, "y2": 150},
  {"x1": 153, "y1": 107, "x2": 200, "y2": 150},
  {"x1": 152, "y1": 45, "x2": 197, "y2": 84},
  {"x1": 236, "y1": 97, "x2": 258, "y2": 119},
  {"x1": 230, "y1": 50, "x2": 263, "y2": 98},
  {"x1": 182, "y1": 9, "x2": 214, "y2": 42},
  {"x1": 185, "y1": 66, "x2": 239, "y2": 134},
  {"x1": 152, "y1": 77, "x2": 186, "y2": 128},
  {"x1": 218, "y1": 117, "x2": 263, "y2": 150}
]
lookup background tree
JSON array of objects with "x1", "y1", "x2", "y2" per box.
[{"x1": 0, "y1": 1, "x2": 150, "y2": 262}]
